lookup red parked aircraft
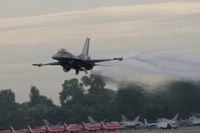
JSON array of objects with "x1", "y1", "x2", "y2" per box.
[
  {"x1": 27, "y1": 125, "x2": 45, "y2": 133},
  {"x1": 10, "y1": 126, "x2": 27, "y2": 133},
  {"x1": 82, "y1": 122, "x2": 100, "y2": 132},
  {"x1": 44, "y1": 125, "x2": 63, "y2": 133},
  {"x1": 63, "y1": 123, "x2": 82, "y2": 133},
  {"x1": 0, "y1": 130, "x2": 9, "y2": 133},
  {"x1": 101, "y1": 122, "x2": 124, "y2": 131}
]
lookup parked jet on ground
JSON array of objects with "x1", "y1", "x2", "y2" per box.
[
  {"x1": 156, "y1": 114, "x2": 179, "y2": 129},
  {"x1": 100, "y1": 122, "x2": 117, "y2": 131},
  {"x1": 88, "y1": 116, "x2": 100, "y2": 125},
  {"x1": 43, "y1": 120, "x2": 63, "y2": 133},
  {"x1": 82, "y1": 122, "x2": 100, "y2": 132},
  {"x1": 27, "y1": 125, "x2": 45, "y2": 133},
  {"x1": 33, "y1": 38, "x2": 123, "y2": 75},
  {"x1": 101, "y1": 122, "x2": 124, "y2": 131},
  {"x1": 88, "y1": 116, "x2": 106, "y2": 127},
  {"x1": 44, "y1": 125, "x2": 63, "y2": 133},
  {"x1": 143, "y1": 119, "x2": 157, "y2": 129},
  {"x1": 88, "y1": 116, "x2": 123, "y2": 130},
  {"x1": 10, "y1": 126, "x2": 26, "y2": 133},
  {"x1": 188, "y1": 116, "x2": 200, "y2": 126},
  {"x1": 63, "y1": 123, "x2": 82, "y2": 133},
  {"x1": 43, "y1": 119, "x2": 62, "y2": 128},
  {"x1": 0, "y1": 131, "x2": 8, "y2": 133},
  {"x1": 120, "y1": 115, "x2": 143, "y2": 128}
]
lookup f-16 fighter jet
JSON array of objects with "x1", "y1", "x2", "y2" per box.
[{"x1": 33, "y1": 38, "x2": 123, "y2": 75}]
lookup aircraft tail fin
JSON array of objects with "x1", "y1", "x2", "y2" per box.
[
  {"x1": 88, "y1": 116, "x2": 97, "y2": 124},
  {"x1": 82, "y1": 121, "x2": 91, "y2": 129},
  {"x1": 144, "y1": 119, "x2": 148, "y2": 126},
  {"x1": 45, "y1": 124, "x2": 52, "y2": 132},
  {"x1": 134, "y1": 116, "x2": 140, "y2": 122},
  {"x1": 43, "y1": 120, "x2": 52, "y2": 131},
  {"x1": 100, "y1": 122, "x2": 106, "y2": 128},
  {"x1": 43, "y1": 119, "x2": 50, "y2": 127},
  {"x1": 10, "y1": 126, "x2": 17, "y2": 133},
  {"x1": 56, "y1": 122, "x2": 62, "y2": 127},
  {"x1": 82, "y1": 122, "x2": 87, "y2": 129},
  {"x1": 64, "y1": 123, "x2": 69, "y2": 130},
  {"x1": 27, "y1": 125, "x2": 34, "y2": 133},
  {"x1": 79, "y1": 38, "x2": 90, "y2": 59},
  {"x1": 121, "y1": 115, "x2": 128, "y2": 121},
  {"x1": 173, "y1": 114, "x2": 179, "y2": 121}
]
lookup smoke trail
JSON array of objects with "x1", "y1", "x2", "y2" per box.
[
  {"x1": 131, "y1": 52, "x2": 200, "y2": 72},
  {"x1": 94, "y1": 52, "x2": 200, "y2": 82}
]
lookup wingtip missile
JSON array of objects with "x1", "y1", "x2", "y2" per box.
[
  {"x1": 32, "y1": 63, "x2": 43, "y2": 67},
  {"x1": 114, "y1": 57, "x2": 123, "y2": 61}
]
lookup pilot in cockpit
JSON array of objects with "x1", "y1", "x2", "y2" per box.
[{"x1": 58, "y1": 48, "x2": 68, "y2": 53}]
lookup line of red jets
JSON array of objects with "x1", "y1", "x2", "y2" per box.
[{"x1": 0, "y1": 120, "x2": 124, "y2": 133}]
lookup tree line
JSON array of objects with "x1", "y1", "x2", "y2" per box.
[{"x1": 1, "y1": 74, "x2": 200, "y2": 130}]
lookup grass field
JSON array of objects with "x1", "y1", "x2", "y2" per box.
[{"x1": 102, "y1": 126, "x2": 200, "y2": 133}]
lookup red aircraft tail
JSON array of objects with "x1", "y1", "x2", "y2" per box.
[
  {"x1": 45, "y1": 124, "x2": 53, "y2": 132},
  {"x1": 81, "y1": 122, "x2": 87, "y2": 129},
  {"x1": 100, "y1": 122, "x2": 107, "y2": 129},
  {"x1": 64, "y1": 123, "x2": 70, "y2": 130},
  {"x1": 10, "y1": 126, "x2": 17, "y2": 133},
  {"x1": 27, "y1": 125, "x2": 34, "y2": 133}
]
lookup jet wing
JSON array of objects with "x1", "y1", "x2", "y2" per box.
[
  {"x1": 85, "y1": 57, "x2": 123, "y2": 63},
  {"x1": 32, "y1": 62, "x2": 60, "y2": 67}
]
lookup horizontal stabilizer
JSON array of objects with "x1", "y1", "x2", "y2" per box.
[{"x1": 95, "y1": 64, "x2": 111, "y2": 67}]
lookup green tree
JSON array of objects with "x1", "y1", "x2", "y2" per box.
[
  {"x1": 59, "y1": 78, "x2": 84, "y2": 107},
  {"x1": 59, "y1": 75, "x2": 115, "y2": 122},
  {"x1": 59, "y1": 78, "x2": 86, "y2": 122},
  {"x1": 159, "y1": 81, "x2": 200, "y2": 118},
  {"x1": 81, "y1": 75, "x2": 115, "y2": 121},
  {"x1": 29, "y1": 86, "x2": 53, "y2": 106},
  {"x1": 0, "y1": 89, "x2": 19, "y2": 130},
  {"x1": 114, "y1": 83, "x2": 145, "y2": 119}
]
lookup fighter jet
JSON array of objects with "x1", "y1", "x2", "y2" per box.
[
  {"x1": 33, "y1": 38, "x2": 123, "y2": 75},
  {"x1": 188, "y1": 115, "x2": 200, "y2": 126},
  {"x1": 155, "y1": 114, "x2": 179, "y2": 129},
  {"x1": 120, "y1": 115, "x2": 144, "y2": 128},
  {"x1": 88, "y1": 116, "x2": 124, "y2": 130},
  {"x1": 143, "y1": 119, "x2": 157, "y2": 129}
]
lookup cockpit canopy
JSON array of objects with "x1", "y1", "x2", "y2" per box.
[
  {"x1": 56, "y1": 48, "x2": 73, "y2": 57},
  {"x1": 58, "y1": 48, "x2": 68, "y2": 54}
]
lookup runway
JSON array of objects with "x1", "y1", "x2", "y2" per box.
[{"x1": 102, "y1": 126, "x2": 200, "y2": 133}]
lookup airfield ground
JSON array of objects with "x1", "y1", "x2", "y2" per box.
[{"x1": 105, "y1": 126, "x2": 200, "y2": 133}]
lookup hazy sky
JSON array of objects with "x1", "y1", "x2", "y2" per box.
[{"x1": 0, "y1": 0, "x2": 200, "y2": 104}]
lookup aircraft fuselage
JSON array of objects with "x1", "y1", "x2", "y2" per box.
[{"x1": 52, "y1": 50, "x2": 94, "y2": 74}]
